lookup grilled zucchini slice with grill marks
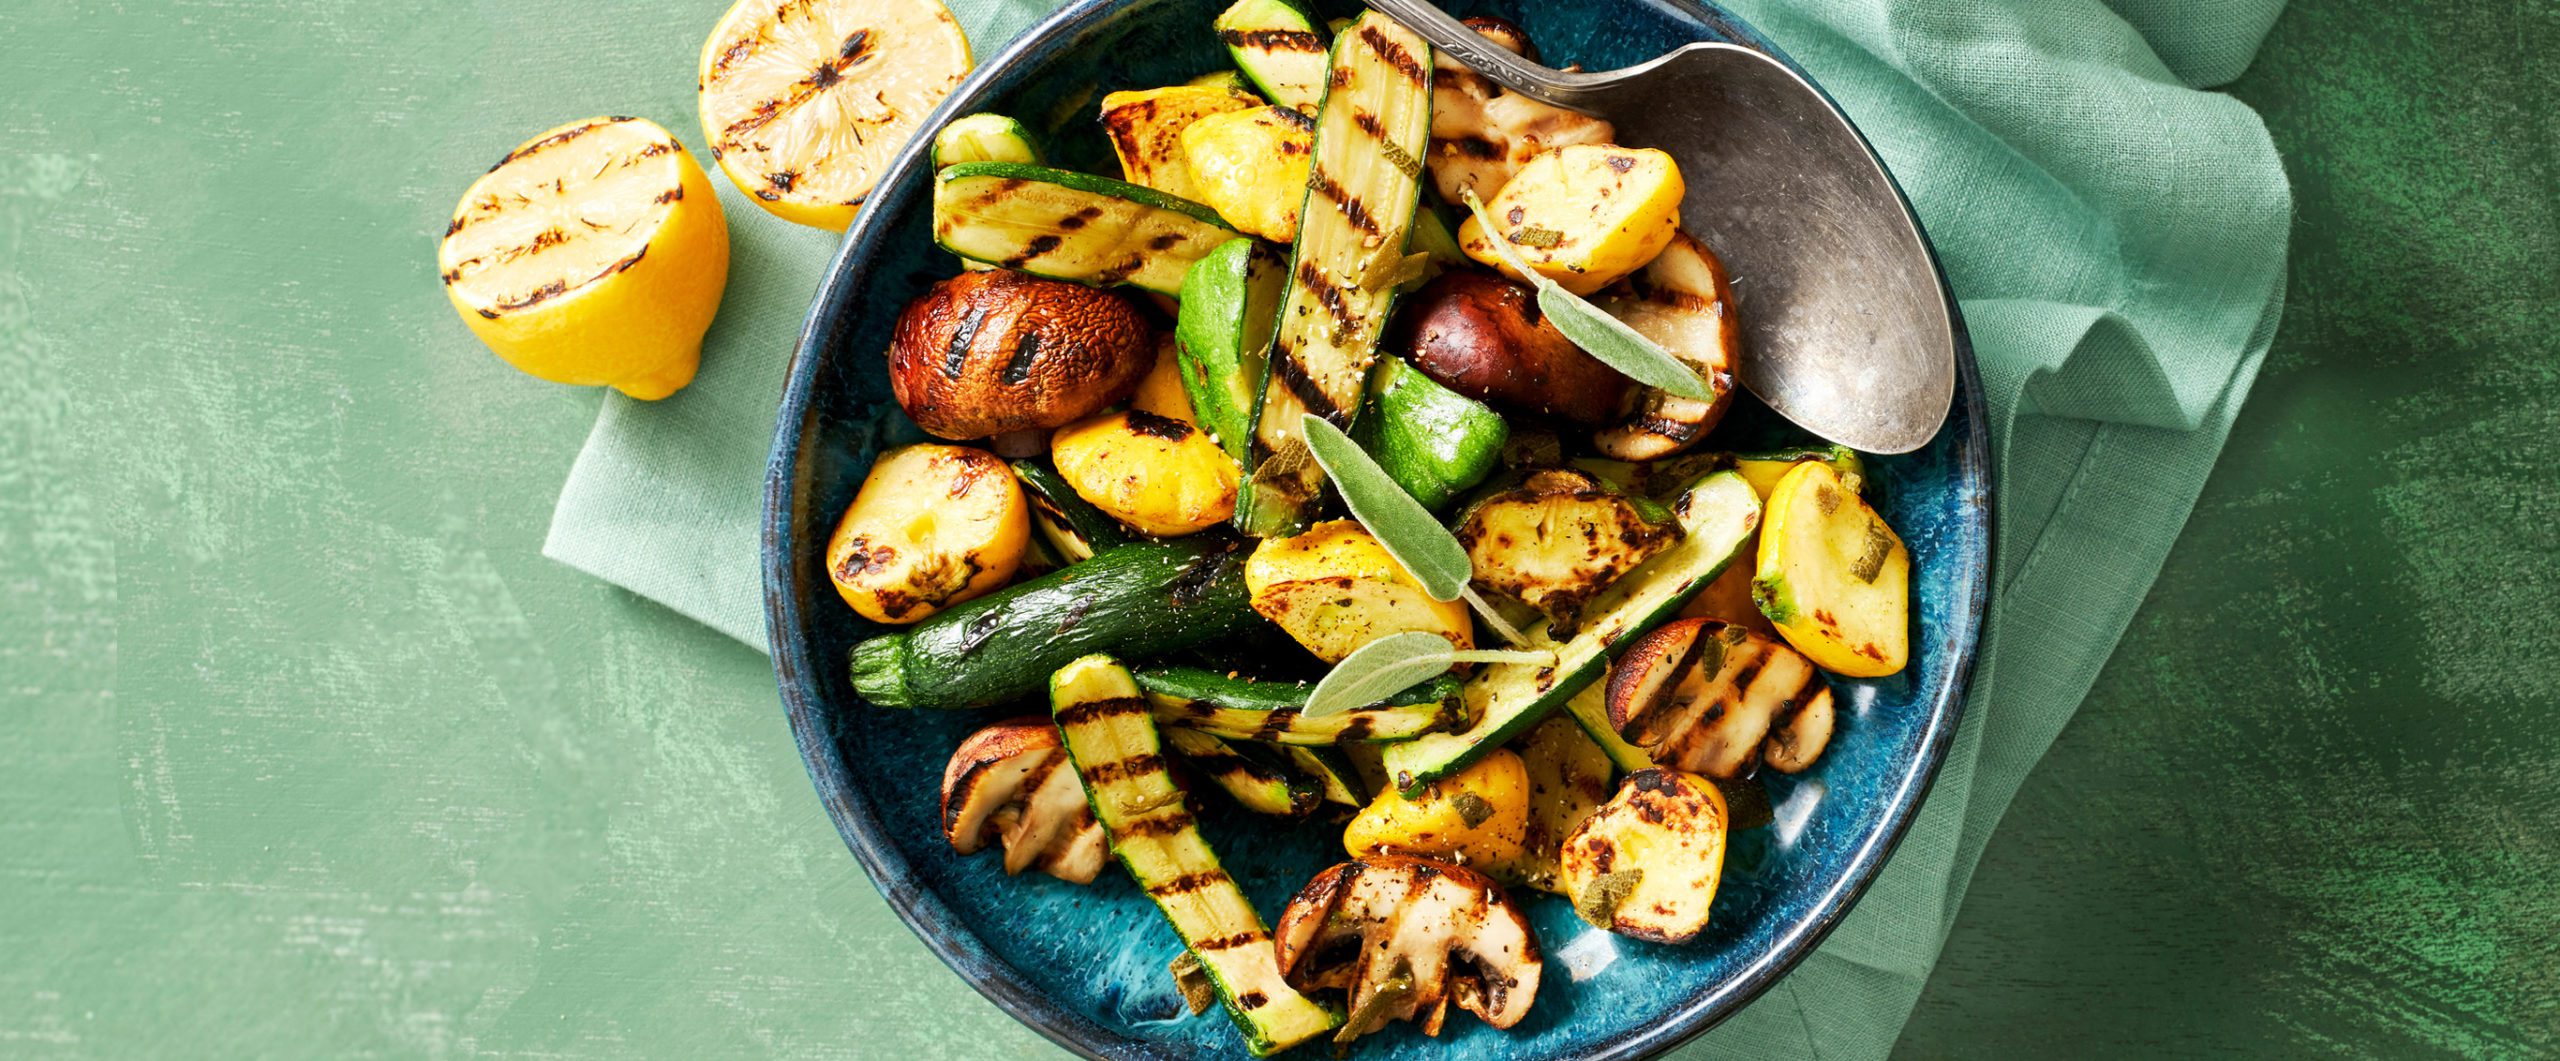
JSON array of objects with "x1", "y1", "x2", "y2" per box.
[
  {"x1": 1162, "y1": 727, "x2": 1322, "y2": 817},
  {"x1": 1213, "y1": 0, "x2": 1331, "y2": 111},
  {"x1": 1382, "y1": 470, "x2": 1761, "y2": 792},
  {"x1": 933, "y1": 162, "x2": 1238, "y2": 295},
  {"x1": 1051, "y1": 655, "x2": 1339, "y2": 1055},
  {"x1": 1136, "y1": 667, "x2": 1464, "y2": 745},
  {"x1": 1240, "y1": 11, "x2": 1435, "y2": 536}
]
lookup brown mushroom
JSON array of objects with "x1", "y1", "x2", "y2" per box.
[
  {"x1": 1604, "y1": 618, "x2": 1835, "y2": 779},
  {"x1": 1273, "y1": 855, "x2": 1543, "y2": 1042},
  {"x1": 1391, "y1": 270, "x2": 1633, "y2": 426},
  {"x1": 1590, "y1": 231, "x2": 1742, "y2": 461},
  {"x1": 940, "y1": 718, "x2": 1107, "y2": 884},
  {"x1": 889, "y1": 269, "x2": 1155, "y2": 441}
]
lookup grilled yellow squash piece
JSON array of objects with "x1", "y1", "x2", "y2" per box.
[
  {"x1": 1342, "y1": 748, "x2": 1530, "y2": 871},
  {"x1": 1100, "y1": 85, "x2": 1263, "y2": 200},
  {"x1": 1179, "y1": 105, "x2": 1316, "y2": 242},
  {"x1": 1243, "y1": 521, "x2": 1472, "y2": 663},
  {"x1": 1754, "y1": 461, "x2": 1910, "y2": 676},
  {"x1": 1558, "y1": 768, "x2": 1727, "y2": 943},
  {"x1": 1458, "y1": 143, "x2": 1684, "y2": 294},
  {"x1": 827, "y1": 444, "x2": 1028, "y2": 624},
  {"x1": 1051, "y1": 407, "x2": 1239, "y2": 537}
]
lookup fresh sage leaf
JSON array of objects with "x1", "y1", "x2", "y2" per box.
[
  {"x1": 1298, "y1": 413, "x2": 1472, "y2": 602},
  {"x1": 1305, "y1": 632, "x2": 1456, "y2": 718},
  {"x1": 1460, "y1": 192, "x2": 1710, "y2": 399}
]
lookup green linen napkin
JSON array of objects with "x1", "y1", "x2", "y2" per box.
[{"x1": 543, "y1": 0, "x2": 2291, "y2": 1053}]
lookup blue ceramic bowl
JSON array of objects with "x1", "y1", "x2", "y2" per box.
[{"x1": 765, "y1": 1, "x2": 1989, "y2": 1056}]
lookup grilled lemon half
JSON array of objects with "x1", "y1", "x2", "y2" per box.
[
  {"x1": 438, "y1": 116, "x2": 730, "y2": 400},
  {"x1": 698, "y1": 0, "x2": 973, "y2": 230}
]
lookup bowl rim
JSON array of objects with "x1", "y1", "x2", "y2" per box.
[{"x1": 763, "y1": 1, "x2": 1993, "y2": 1056}]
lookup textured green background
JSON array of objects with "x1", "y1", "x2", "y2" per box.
[{"x1": 2, "y1": 0, "x2": 2550, "y2": 1058}]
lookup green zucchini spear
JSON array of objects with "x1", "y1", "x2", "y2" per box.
[
  {"x1": 1135, "y1": 666, "x2": 1464, "y2": 744},
  {"x1": 1237, "y1": 11, "x2": 1435, "y2": 536},
  {"x1": 1212, "y1": 0, "x2": 1331, "y2": 111},
  {"x1": 1380, "y1": 470, "x2": 1763, "y2": 792},
  {"x1": 932, "y1": 162, "x2": 1237, "y2": 295},
  {"x1": 848, "y1": 540, "x2": 1256, "y2": 712},
  {"x1": 1175, "y1": 239, "x2": 1287, "y2": 471},
  {"x1": 1051, "y1": 656, "x2": 1339, "y2": 1055}
]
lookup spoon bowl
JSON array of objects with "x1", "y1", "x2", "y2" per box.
[{"x1": 1368, "y1": 0, "x2": 1956, "y2": 453}]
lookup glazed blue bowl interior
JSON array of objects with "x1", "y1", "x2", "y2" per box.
[{"x1": 765, "y1": 1, "x2": 1990, "y2": 1057}]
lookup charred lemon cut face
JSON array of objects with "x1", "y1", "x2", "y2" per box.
[
  {"x1": 697, "y1": 0, "x2": 973, "y2": 230},
  {"x1": 438, "y1": 115, "x2": 729, "y2": 400}
]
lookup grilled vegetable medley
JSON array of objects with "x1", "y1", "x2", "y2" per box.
[{"x1": 829, "y1": 8, "x2": 1920, "y2": 1053}]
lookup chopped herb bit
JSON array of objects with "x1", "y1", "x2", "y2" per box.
[
  {"x1": 1507, "y1": 225, "x2": 1565, "y2": 248},
  {"x1": 1168, "y1": 952, "x2": 1216, "y2": 1015},
  {"x1": 1576, "y1": 869, "x2": 1644, "y2": 927},
  {"x1": 1450, "y1": 791, "x2": 1496, "y2": 828}
]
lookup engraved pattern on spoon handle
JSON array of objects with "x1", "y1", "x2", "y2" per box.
[{"x1": 1360, "y1": 0, "x2": 1600, "y2": 112}]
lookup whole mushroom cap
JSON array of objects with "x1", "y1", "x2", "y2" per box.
[{"x1": 889, "y1": 270, "x2": 1155, "y2": 440}]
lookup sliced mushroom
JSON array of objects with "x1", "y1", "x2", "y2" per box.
[
  {"x1": 1591, "y1": 231, "x2": 1741, "y2": 461},
  {"x1": 1427, "y1": 18, "x2": 1617, "y2": 207},
  {"x1": 1761, "y1": 683, "x2": 1836, "y2": 774},
  {"x1": 940, "y1": 718, "x2": 1107, "y2": 884},
  {"x1": 1558, "y1": 768, "x2": 1727, "y2": 943},
  {"x1": 1605, "y1": 617, "x2": 1834, "y2": 779},
  {"x1": 889, "y1": 269, "x2": 1155, "y2": 441},
  {"x1": 1273, "y1": 856, "x2": 1544, "y2": 1041}
]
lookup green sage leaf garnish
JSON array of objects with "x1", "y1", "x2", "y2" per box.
[
  {"x1": 1299, "y1": 414, "x2": 1472, "y2": 601},
  {"x1": 1305, "y1": 632, "x2": 1456, "y2": 718},
  {"x1": 1461, "y1": 191, "x2": 1709, "y2": 400}
]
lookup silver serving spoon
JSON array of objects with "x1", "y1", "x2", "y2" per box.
[{"x1": 1367, "y1": 0, "x2": 1955, "y2": 454}]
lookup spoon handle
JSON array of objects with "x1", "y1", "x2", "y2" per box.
[{"x1": 1360, "y1": 0, "x2": 1600, "y2": 112}]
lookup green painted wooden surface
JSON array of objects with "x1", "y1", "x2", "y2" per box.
[
  {"x1": 1895, "y1": 0, "x2": 2560, "y2": 1055},
  {"x1": 0, "y1": 2, "x2": 2547, "y2": 1060}
]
